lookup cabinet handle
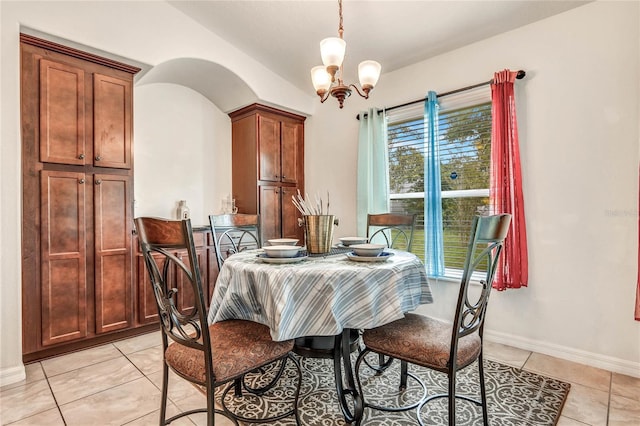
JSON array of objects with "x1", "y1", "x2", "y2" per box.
[
  {"x1": 282, "y1": 175, "x2": 286, "y2": 179},
  {"x1": 78, "y1": 154, "x2": 85, "y2": 160},
  {"x1": 78, "y1": 178, "x2": 85, "y2": 184},
  {"x1": 95, "y1": 155, "x2": 102, "y2": 161},
  {"x1": 95, "y1": 179, "x2": 102, "y2": 185}
]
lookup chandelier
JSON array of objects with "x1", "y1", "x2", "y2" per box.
[{"x1": 310, "y1": 0, "x2": 381, "y2": 109}]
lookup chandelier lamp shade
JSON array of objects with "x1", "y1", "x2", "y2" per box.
[{"x1": 311, "y1": 0, "x2": 381, "y2": 108}]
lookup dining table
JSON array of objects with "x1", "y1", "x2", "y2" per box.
[{"x1": 207, "y1": 246, "x2": 433, "y2": 424}]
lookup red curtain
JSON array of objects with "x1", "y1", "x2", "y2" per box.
[
  {"x1": 490, "y1": 69, "x2": 528, "y2": 290},
  {"x1": 636, "y1": 169, "x2": 640, "y2": 320}
]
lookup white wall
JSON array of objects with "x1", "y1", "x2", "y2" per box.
[
  {"x1": 133, "y1": 83, "x2": 231, "y2": 224},
  {"x1": 306, "y1": 1, "x2": 640, "y2": 376}
]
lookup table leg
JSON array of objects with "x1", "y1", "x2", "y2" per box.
[{"x1": 333, "y1": 329, "x2": 364, "y2": 424}]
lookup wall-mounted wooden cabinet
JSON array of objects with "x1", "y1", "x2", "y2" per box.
[{"x1": 229, "y1": 104, "x2": 306, "y2": 243}]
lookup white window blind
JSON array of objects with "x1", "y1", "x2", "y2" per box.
[{"x1": 386, "y1": 86, "x2": 492, "y2": 276}]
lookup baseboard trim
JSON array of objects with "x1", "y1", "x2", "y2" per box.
[
  {"x1": 0, "y1": 364, "x2": 26, "y2": 387},
  {"x1": 484, "y1": 329, "x2": 640, "y2": 378}
]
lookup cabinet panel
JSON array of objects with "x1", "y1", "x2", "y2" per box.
[
  {"x1": 136, "y1": 253, "x2": 162, "y2": 324},
  {"x1": 280, "y1": 122, "x2": 300, "y2": 184},
  {"x1": 281, "y1": 186, "x2": 302, "y2": 240},
  {"x1": 174, "y1": 249, "x2": 206, "y2": 315},
  {"x1": 258, "y1": 115, "x2": 281, "y2": 182},
  {"x1": 259, "y1": 185, "x2": 281, "y2": 243},
  {"x1": 93, "y1": 74, "x2": 132, "y2": 169},
  {"x1": 94, "y1": 174, "x2": 132, "y2": 334},
  {"x1": 40, "y1": 170, "x2": 87, "y2": 346},
  {"x1": 39, "y1": 59, "x2": 86, "y2": 165}
]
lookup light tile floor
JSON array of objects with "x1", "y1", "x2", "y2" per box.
[{"x1": 1, "y1": 333, "x2": 639, "y2": 425}]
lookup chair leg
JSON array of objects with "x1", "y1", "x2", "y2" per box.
[
  {"x1": 400, "y1": 360, "x2": 408, "y2": 391},
  {"x1": 448, "y1": 371, "x2": 456, "y2": 426},
  {"x1": 160, "y1": 363, "x2": 169, "y2": 426},
  {"x1": 206, "y1": 379, "x2": 215, "y2": 426},
  {"x1": 233, "y1": 377, "x2": 242, "y2": 397},
  {"x1": 478, "y1": 353, "x2": 489, "y2": 425}
]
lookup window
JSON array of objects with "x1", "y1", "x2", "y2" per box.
[{"x1": 386, "y1": 87, "x2": 491, "y2": 278}]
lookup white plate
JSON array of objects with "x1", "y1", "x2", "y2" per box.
[
  {"x1": 267, "y1": 238, "x2": 299, "y2": 246},
  {"x1": 262, "y1": 245, "x2": 302, "y2": 258},
  {"x1": 345, "y1": 251, "x2": 394, "y2": 262},
  {"x1": 339, "y1": 237, "x2": 368, "y2": 246},
  {"x1": 257, "y1": 253, "x2": 308, "y2": 264}
]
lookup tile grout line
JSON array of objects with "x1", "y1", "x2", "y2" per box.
[
  {"x1": 42, "y1": 365, "x2": 68, "y2": 426},
  {"x1": 605, "y1": 372, "x2": 612, "y2": 426}
]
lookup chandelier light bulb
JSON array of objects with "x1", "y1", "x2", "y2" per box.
[
  {"x1": 358, "y1": 60, "x2": 382, "y2": 90},
  {"x1": 311, "y1": 66, "x2": 332, "y2": 94},
  {"x1": 320, "y1": 37, "x2": 346, "y2": 67}
]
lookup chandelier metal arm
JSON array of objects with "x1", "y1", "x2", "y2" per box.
[
  {"x1": 348, "y1": 84, "x2": 370, "y2": 99},
  {"x1": 319, "y1": 90, "x2": 332, "y2": 104}
]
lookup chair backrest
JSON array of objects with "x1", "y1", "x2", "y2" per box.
[
  {"x1": 450, "y1": 214, "x2": 511, "y2": 363},
  {"x1": 366, "y1": 213, "x2": 417, "y2": 251},
  {"x1": 209, "y1": 214, "x2": 261, "y2": 270},
  {"x1": 134, "y1": 217, "x2": 212, "y2": 365}
]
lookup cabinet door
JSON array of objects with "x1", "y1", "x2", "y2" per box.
[
  {"x1": 39, "y1": 59, "x2": 86, "y2": 165},
  {"x1": 281, "y1": 186, "x2": 303, "y2": 240},
  {"x1": 174, "y1": 248, "x2": 206, "y2": 315},
  {"x1": 93, "y1": 74, "x2": 132, "y2": 169},
  {"x1": 259, "y1": 185, "x2": 281, "y2": 243},
  {"x1": 40, "y1": 170, "x2": 87, "y2": 346},
  {"x1": 136, "y1": 253, "x2": 162, "y2": 324},
  {"x1": 94, "y1": 174, "x2": 132, "y2": 334},
  {"x1": 281, "y1": 122, "x2": 301, "y2": 184},
  {"x1": 257, "y1": 115, "x2": 281, "y2": 182}
]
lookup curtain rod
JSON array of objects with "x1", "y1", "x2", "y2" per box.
[{"x1": 356, "y1": 69, "x2": 526, "y2": 120}]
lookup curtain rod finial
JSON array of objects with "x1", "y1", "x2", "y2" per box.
[{"x1": 516, "y1": 70, "x2": 526, "y2": 79}]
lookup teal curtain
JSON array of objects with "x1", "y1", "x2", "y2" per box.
[
  {"x1": 424, "y1": 91, "x2": 445, "y2": 276},
  {"x1": 357, "y1": 108, "x2": 389, "y2": 236}
]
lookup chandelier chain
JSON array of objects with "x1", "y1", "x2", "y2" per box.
[{"x1": 338, "y1": 0, "x2": 344, "y2": 39}]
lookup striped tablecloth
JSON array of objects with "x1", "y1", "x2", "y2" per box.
[{"x1": 207, "y1": 249, "x2": 433, "y2": 341}]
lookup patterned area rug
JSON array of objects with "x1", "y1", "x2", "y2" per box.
[{"x1": 215, "y1": 354, "x2": 570, "y2": 425}]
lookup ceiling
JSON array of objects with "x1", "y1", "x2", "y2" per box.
[{"x1": 168, "y1": 0, "x2": 589, "y2": 94}]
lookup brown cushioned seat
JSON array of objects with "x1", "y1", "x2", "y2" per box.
[
  {"x1": 165, "y1": 319, "x2": 294, "y2": 384},
  {"x1": 363, "y1": 313, "x2": 481, "y2": 370}
]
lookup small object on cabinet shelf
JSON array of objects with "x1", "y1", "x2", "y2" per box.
[
  {"x1": 221, "y1": 194, "x2": 238, "y2": 214},
  {"x1": 177, "y1": 200, "x2": 190, "y2": 220}
]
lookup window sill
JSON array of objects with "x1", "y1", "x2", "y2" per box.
[{"x1": 427, "y1": 268, "x2": 485, "y2": 286}]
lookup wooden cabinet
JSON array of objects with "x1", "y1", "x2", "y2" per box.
[
  {"x1": 21, "y1": 34, "x2": 142, "y2": 362},
  {"x1": 135, "y1": 228, "x2": 216, "y2": 325},
  {"x1": 229, "y1": 104, "x2": 306, "y2": 243}
]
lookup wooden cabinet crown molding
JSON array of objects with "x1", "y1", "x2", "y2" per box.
[
  {"x1": 229, "y1": 103, "x2": 307, "y2": 123},
  {"x1": 20, "y1": 33, "x2": 141, "y2": 75}
]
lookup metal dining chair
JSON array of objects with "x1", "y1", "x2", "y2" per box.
[
  {"x1": 365, "y1": 213, "x2": 418, "y2": 382},
  {"x1": 135, "y1": 217, "x2": 301, "y2": 426},
  {"x1": 209, "y1": 213, "x2": 261, "y2": 270},
  {"x1": 355, "y1": 214, "x2": 511, "y2": 425},
  {"x1": 366, "y1": 213, "x2": 417, "y2": 251}
]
